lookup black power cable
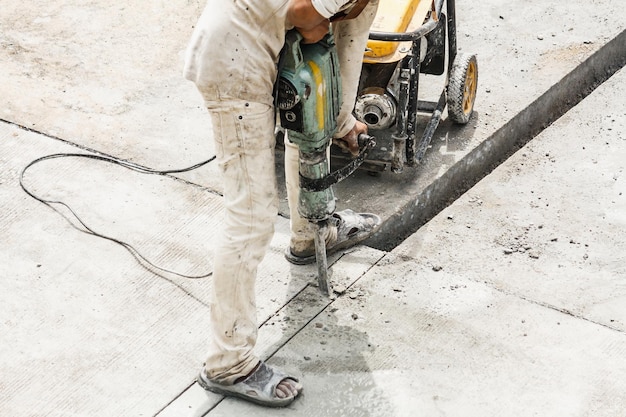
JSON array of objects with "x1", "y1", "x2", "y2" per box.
[{"x1": 20, "y1": 152, "x2": 216, "y2": 280}]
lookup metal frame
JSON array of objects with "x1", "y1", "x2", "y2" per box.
[{"x1": 363, "y1": 0, "x2": 458, "y2": 170}]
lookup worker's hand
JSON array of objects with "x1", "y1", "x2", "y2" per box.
[
  {"x1": 333, "y1": 120, "x2": 368, "y2": 156},
  {"x1": 296, "y1": 19, "x2": 330, "y2": 44}
]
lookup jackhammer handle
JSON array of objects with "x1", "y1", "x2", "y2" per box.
[
  {"x1": 300, "y1": 133, "x2": 376, "y2": 192},
  {"x1": 358, "y1": 133, "x2": 376, "y2": 149}
]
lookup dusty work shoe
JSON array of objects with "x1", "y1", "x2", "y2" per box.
[
  {"x1": 285, "y1": 209, "x2": 381, "y2": 265},
  {"x1": 197, "y1": 362, "x2": 302, "y2": 408}
]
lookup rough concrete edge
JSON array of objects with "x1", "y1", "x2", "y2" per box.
[{"x1": 368, "y1": 29, "x2": 626, "y2": 252}]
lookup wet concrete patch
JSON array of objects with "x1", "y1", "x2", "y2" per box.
[
  {"x1": 155, "y1": 247, "x2": 385, "y2": 416},
  {"x1": 201, "y1": 255, "x2": 626, "y2": 416}
]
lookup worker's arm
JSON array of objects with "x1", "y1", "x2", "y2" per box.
[
  {"x1": 287, "y1": 0, "x2": 328, "y2": 29},
  {"x1": 287, "y1": 0, "x2": 330, "y2": 43},
  {"x1": 287, "y1": 0, "x2": 367, "y2": 43}
]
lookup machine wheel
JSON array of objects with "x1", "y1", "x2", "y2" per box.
[{"x1": 447, "y1": 54, "x2": 478, "y2": 124}]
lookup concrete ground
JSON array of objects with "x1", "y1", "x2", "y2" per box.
[{"x1": 1, "y1": 0, "x2": 625, "y2": 416}]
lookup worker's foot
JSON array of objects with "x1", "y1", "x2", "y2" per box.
[
  {"x1": 285, "y1": 209, "x2": 381, "y2": 265},
  {"x1": 197, "y1": 362, "x2": 302, "y2": 408}
]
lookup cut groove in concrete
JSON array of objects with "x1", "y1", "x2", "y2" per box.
[{"x1": 368, "y1": 29, "x2": 626, "y2": 251}]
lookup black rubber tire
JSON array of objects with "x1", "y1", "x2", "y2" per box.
[{"x1": 447, "y1": 53, "x2": 478, "y2": 124}]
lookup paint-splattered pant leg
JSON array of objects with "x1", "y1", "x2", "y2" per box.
[{"x1": 203, "y1": 100, "x2": 278, "y2": 385}]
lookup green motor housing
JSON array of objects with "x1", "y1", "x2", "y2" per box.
[{"x1": 277, "y1": 30, "x2": 343, "y2": 221}]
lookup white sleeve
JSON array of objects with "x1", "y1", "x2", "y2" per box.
[{"x1": 310, "y1": 0, "x2": 352, "y2": 19}]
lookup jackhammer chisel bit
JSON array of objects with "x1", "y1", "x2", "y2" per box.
[{"x1": 313, "y1": 221, "x2": 329, "y2": 295}]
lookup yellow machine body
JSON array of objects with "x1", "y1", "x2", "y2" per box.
[{"x1": 364, "y1": 0, "x2": 434, "y2": 63}]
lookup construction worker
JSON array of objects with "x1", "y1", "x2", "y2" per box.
[{"x1": 183, "y1": 0, "x2": 380, "y2": 407}]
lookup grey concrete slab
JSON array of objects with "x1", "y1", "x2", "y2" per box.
[
  {"x1": 395, "y1": 67, "x2": 626, "y2": 331},
  {"x1": 2, "y1": 1, "x2": 625, "y2": 416},
  {"x1": 0, "y1": 0, "x2": 219, "y2": 189},
  {"x1": 0, "y1": 124, "x2": 214, "y2": 416}
]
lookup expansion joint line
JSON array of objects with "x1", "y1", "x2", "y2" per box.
[{"x1": 490, "y1": 284, "x2": 625, "y2": 335}]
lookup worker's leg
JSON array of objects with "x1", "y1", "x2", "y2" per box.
[
  {"x1": 284, "y1": 138, "x2": 309, "y2": 254},
  {"x1": 203, "y1": 100, "x2": 278, "y2": 385},
  {"x1": 284, "y1": 0, "x2": 380, "y2": 260}
]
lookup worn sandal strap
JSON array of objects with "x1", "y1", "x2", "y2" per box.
[
  {"x1": 242, "y1": 362, "x2": 295, "y2": 399},
  {"x1": 333, "y1": 209, "x2": 378, "y2": 239},
  {"x1": 285, "y1": 209, "x2": 381, "y2": 265},
  {"x1": 197, "y1": 362, "x2": 300, "y2": 408}
]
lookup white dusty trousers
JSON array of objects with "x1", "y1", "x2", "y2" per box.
[
  {"x1": 285, "y1": 0, "x2": 379, "y2": 252},
  {"x1": 204, "y1": 100, "x2": 278, "y2": 384},
  {"x1": 203, "y1": 0, "x2": 378, "y2": 384}
]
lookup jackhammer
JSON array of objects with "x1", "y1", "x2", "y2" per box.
[{"x1": 277, "y1": 30, "x2": 376, "y2": 296}]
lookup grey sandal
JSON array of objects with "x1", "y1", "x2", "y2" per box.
[
  {"x1": 197, "y1": 362, "x2": 302, "y2": 408},
  {"x1": 285, "y1": 209, "x2": 381, "y2": 265}
]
